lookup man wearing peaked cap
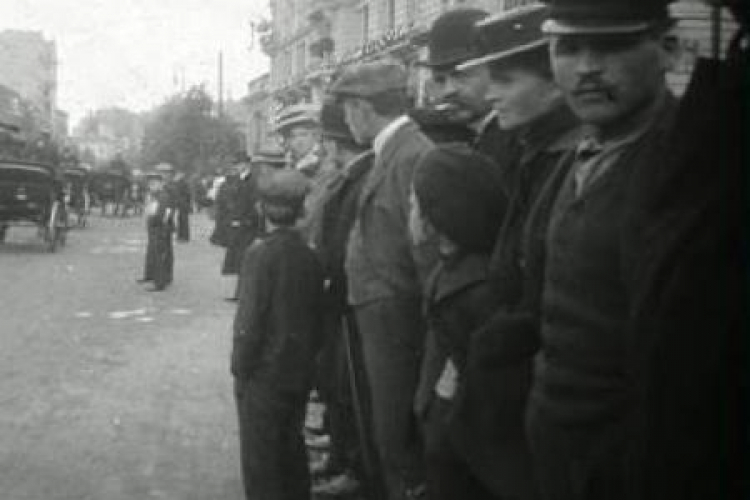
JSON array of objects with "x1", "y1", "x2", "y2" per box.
[
  {"x1": 523, "y1": 2, "x2": 680, "y2": 500},
  {"x1": 330, "y1": 60, "x2": 437, "y2": 500}
]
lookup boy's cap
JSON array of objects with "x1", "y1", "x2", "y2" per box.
[
  {"x1": 273, "y1": 103, "x2": 320, "y2": 134},
  {"x1": 320, "y1": 99, "x2": 356, "y2": 144},
  {"x1": 328, "y1": 61, "x2": 408, "y2": 98},
  {"x1": 458, "y1": 5, "x2": 550, "y2": 71},
  {"x1": 418, "y1": 8, "x2": 489, "y2": 69},
  {"x1": 414, "y1": 143, "x2": 505, "y2": 253},
  {"x1": 258, "y1": 168, "x2": 310, "y2": 207},
  {"x1": 540, "y1": 0, "x2": 675, "y2": 35}
]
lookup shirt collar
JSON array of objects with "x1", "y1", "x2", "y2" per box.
[
  {"x1": 372, "y1": 115, "x2": 411, "y2": 156},
  {"x1": 470, "y1": 110, "x2": 497, "y2": 136}
]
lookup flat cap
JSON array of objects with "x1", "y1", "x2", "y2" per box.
[
  {"x1": 258, "y1": 168, "x2": 310, "y2": 208},
  {"x1": 328, "y1": 61, "x2": 408, "y2": 98},
  {"x1": 273, "y1": 103, "x2": 320, "y2": 134},
  {"x1": 418, "y1": 8, "x2": 489, "y2": 69},
  {"x1": 459, "y1": 5, "x2": 549, "y2": 71},
  {"x1": 541, "y1": 0, "x2": 675, "y2": 35}
]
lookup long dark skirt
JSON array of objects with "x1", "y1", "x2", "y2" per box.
[{"x1": 144, "y1": 225, "x2": 173, "y2": 288}]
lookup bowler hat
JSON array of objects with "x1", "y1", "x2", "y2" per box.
[
  {"x1": 320, "y1": 99, "x2": 356, "y2": 145},
  {"x1": 540, "y1": 0, "x2": 675, "y2": 35},
  {"x1": 328, "y1": 61, "x2": 407, "y2": 98},
  {"x1": 458, "y1": 5, "x2": 550, "y2": 71},
  {"x1": 414, "y1": 143, "x2": 505, "y2": 253},
  {"x1": 419, "y1": 8, "x2": 489, "y2": 69}
]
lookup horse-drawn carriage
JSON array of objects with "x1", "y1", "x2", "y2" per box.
[
  {"x1": 0, "y1": 160, "x2": 67, "y2": 251},
  {"x1": 89, "y1": 171, "x2": 131, "y2": 216},
  {"x1": 63, "y1": 166, "x2": 90, "y2": 227}
]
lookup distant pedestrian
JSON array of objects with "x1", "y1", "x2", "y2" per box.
[
  {"x1": 231, "y1": 168, "x2": 325, "y2": 500},
  {"x1": 173, "y1": 171, "x2": 192, "y2": 242},
  {"x1": 138, "y1": 164, "x2": 176, "y2": 292},
  {"x1": 220, "y1": 155, "x2": 260, "y2": 302}
]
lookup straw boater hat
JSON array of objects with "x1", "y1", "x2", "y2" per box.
[{"x1": 273, "y1": 103, "x2": 321, "y2": 135}]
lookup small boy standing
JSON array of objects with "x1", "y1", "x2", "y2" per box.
[
  {"x1": 412, "y1": 144, "x2": 510, "y2": 500},
  {"x1": 231, "y1": 168, "x2": 325, "y2": 500}
]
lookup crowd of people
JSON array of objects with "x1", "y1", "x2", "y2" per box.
[{"x1": 203, "y1": 1, "x2": 744, "y2": 499}]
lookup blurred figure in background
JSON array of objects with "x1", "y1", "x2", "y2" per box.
[{"x1": 138, "y1": 163, "x2": 176, "y2": 292}]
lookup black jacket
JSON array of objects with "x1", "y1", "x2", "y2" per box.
[{"x1": 231, "y1": 228, "x2": 325, "y2": 391}]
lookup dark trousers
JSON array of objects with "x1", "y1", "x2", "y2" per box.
[
  {"x1": 144, "y1": 225, "x2": 173, "y2": 288},
  {"x1": 526, "y1": 404, "x2": 627, "y2": 500},
  {"x1": 316, "y1": 312, "x2": 361, "y2": 476},
  {"x1": 423, "y1": 398, "x2": 498, "y2": 500},
  {"x1": 177, "y1": 209, "x2": 190, "y2": 241},
  {"x1": 354, "y1": 297, "x2": 425, "y2": 500},
  {"x1": 234, "y1": 379, "x2": 310, "y2": 500}
]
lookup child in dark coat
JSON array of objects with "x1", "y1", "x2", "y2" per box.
[
  {"x1": 413, "y1": 144, "x2": 520, "y2": 500},
  {"x1": 231, "y1": 168, "x2": 325, "y2": 500}
]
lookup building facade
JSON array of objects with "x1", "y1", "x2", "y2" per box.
[
  {"x1": 0, "y1": 30, "x2": 58, "y2": 136},
  {"x1": 249, "y1": 0, "x2": 736, "y2": 143}
]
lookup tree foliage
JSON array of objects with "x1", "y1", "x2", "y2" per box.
[{"x1": 140, "y1": 86, "x2": 245, "y2": 175}]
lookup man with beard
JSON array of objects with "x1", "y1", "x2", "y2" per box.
[{"x1": 524, "y1": 1, "x2": 680, "y2": 499}]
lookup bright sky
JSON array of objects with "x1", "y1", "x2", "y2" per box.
[{"x1": 0, "y1": 0, "x2": 270, "y2": 128}]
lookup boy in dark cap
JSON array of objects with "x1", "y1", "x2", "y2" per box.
[
  {"x1": 524, "y1": 1, "x2": 679, "y2": 499},
  {"x1": 231, "y1": 168, "x2": 325, "y2": 500},
  {"x1": 412, "y1": 143, "x2": 507, "y2": 500}
]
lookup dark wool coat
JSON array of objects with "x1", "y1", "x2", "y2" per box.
[
  {"x1": 529, "y1": 96, "x2": 677, "y2": 426},
  {"x1": 317, "y1": 151, "x2": 374, "y2": 314},
  {"x1": 231, "y1": 228, "x2": 325, "y2": 392},
  {"x1": 222, "y1": 172, "x2": 260, "y2": 275},
  {"x1": 210, "y1": 175, "x2": 237, "y2": 248},
  {"x1": 627, "y1": 51, "x2": 746, "y2": 500}
]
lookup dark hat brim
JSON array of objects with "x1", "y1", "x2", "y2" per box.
[{"x1": 457, "y1": 39, "x2": 549, "y2": 70}]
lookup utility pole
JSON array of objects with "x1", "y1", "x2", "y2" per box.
[{"x1": 218, "y1": 51, "x2": 224, "y2": 118}]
